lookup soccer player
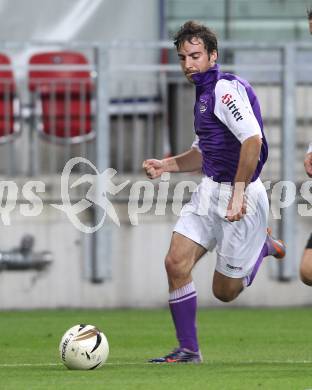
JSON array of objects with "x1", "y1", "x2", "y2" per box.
[
  {"x1": 299, "y1": 8, "x2": 312, "y2": 286},
  {"x1": 143, "y1": 21, "x2": 286, "y2": 363},
  {"x1": 300, "y1": 142, "x2": 312, "y2": 285}
]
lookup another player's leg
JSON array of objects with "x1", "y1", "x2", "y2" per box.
[
  {"x1": 300, "y1": 234, "x2": 312, "y2": 286},
  {"x1": 148, "y1": 232, "x2": 206, "y2": 363}
]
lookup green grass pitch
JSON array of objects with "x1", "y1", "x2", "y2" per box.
[{"x1": 0, "y1": 308, "x2": 311, "y2": 390}]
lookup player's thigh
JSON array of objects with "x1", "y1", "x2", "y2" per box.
[
  {"x1": 173, "y1": 179, "x2": 217, "y2": 252},
  {"x1": 166, "y1": 232, "x2": 207, "y2": 272}
]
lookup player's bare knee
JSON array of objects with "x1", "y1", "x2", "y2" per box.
[
  {"x1": 212, "y1": 288, "x2": 233, "y2": 302},
  {"x1": 300, "y1": 276, "x2": 312, "y2": 286},
  {"x1": 212, "y1": 284, "x2": 240, "y2": 302},
  {"x1": 215, "y1": 292, "x2": 236, "y2": 302},
  {"x1": 165, "y1": 253, "x2": 183, "y2": 276}
]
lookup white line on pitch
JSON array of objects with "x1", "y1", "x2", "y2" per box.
[
  {"x1": 0, "y1": 360, "x2": 312, "y2": 368},
  {"x1": 0, "y1": 363, "x2": 62, "y2": 367}
]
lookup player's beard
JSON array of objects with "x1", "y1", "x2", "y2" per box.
[{"x1": 185, "y1": 72, "x2": 196, "y2": 83}]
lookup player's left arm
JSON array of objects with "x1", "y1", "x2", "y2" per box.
[{"x1": 214, "y1": 79, "x2": 263, "y2": 222}]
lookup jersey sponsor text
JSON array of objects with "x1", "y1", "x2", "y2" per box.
[{"x1": 221, "y1": 93, "x2": 243, "y2": 122}]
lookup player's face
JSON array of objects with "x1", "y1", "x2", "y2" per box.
[
  {"x1": 309, "y1": 18, "x2": 312, "y2": 34},
  {"x1": 177, "y1": 37, "x2": 217, "y2": 83}
]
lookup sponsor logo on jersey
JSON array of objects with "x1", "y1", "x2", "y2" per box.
[
  {"x1": 199, "y1": 98, "x2": 208, "y2": 113},
  {"x1": 226, "y1": 263, "x2": 243, "y2": 271},
  {"x1": 221, "y1": 93, "x2": 244, "y2": 122},
  {"x1": 199, "y1": 104, "x2": 207, "y2": 113}
]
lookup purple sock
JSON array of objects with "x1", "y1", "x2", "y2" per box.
[
  {"x1": 265, "y1": 234, "x2": 277, "y2": 256},
  {"x1": 169, "y1": 282, "x2": 199, "y2": 352},
  {"x1": 244, "y1": 242, "x2": 269, "y2": 287}
]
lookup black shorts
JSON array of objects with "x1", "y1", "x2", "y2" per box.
[{"x1": 306, "y1": 233, "x2": 312, "y2": 249}]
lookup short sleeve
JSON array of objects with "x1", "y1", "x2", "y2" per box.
[
  {"x1": 308, "y1": 142, "x2": 312, "y2": 154},
  {"x1": 191, "y1": 135, "x2": 202, "y2": 153},
  {"x1": 214, "y1": 79, "x2": 262, "y2": 143}
]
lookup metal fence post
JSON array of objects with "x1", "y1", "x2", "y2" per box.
[
  {"x1": 92, "y1": 44, "x2": 112, "y2": 282},
  {"x1": 280, "y1": 43, "x2": 296, "y2": 280}
]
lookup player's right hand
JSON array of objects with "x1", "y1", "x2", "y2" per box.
[
  {"x1": 142, "y1": 159, "x2": 165, "y2": 179},
  {"x1": 226, "y1": 191, "x2": 247, "y2": 222},
  {"x1": 304, "y1": 152, "x2": 312, "y2": 178}
]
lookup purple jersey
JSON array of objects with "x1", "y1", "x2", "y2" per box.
[{"x1": 191, "y1": 64, "x2": 268, "y2": 183}]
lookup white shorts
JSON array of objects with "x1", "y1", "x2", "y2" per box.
[{"x1": 173, "y1": 177, "x2": 269, "y2": 278}]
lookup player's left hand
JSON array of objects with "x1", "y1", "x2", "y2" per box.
[
  {"x1": 304, "y1": 152, "x2": 312, "y2": 178},
  {"x1": 226, "y1": 192, "x2": 247, "y2": 222}
]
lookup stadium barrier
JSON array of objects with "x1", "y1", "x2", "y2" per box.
[{"x1": 0, "y1": 41, "x2": 309, "y2": 307}]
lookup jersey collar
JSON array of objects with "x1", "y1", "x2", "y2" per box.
[{"x1": 191, "y1": 63, "x2": 219, "y2": 89}]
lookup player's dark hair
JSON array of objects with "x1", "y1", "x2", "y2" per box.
[
  {"x1": 173, "y1": 21, "x2": 218, "y2": 54},
  {"x1": 307, "y1": 7, "x2": 312, "y2": 19}
]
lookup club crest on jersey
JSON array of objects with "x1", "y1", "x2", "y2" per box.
[
  {"x1": 199, "y1": 98, "x2": 208, "y2": 113},
  {"x1": 221, "y1": 93, "x2": 243, "y2": 122}
]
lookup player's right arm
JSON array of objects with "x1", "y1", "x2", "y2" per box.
[
  {"x1": 142, "y1": 147, "x2": 202, "y2": 180},
  {"x1": 304, "y1": 143, "x2": 312, "y2": 177}
]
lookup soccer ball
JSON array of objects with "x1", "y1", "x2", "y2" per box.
[{"x1": 59, "y1": 324, "x2": 109, "y2": 370}]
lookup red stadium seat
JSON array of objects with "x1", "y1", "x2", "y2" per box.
[
  {"x1": 28, "y1": 51, "x2": 95, "y2": 143},
  {"x1": 0, "y1": 53, "x2": 20, "y2": 142}
]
